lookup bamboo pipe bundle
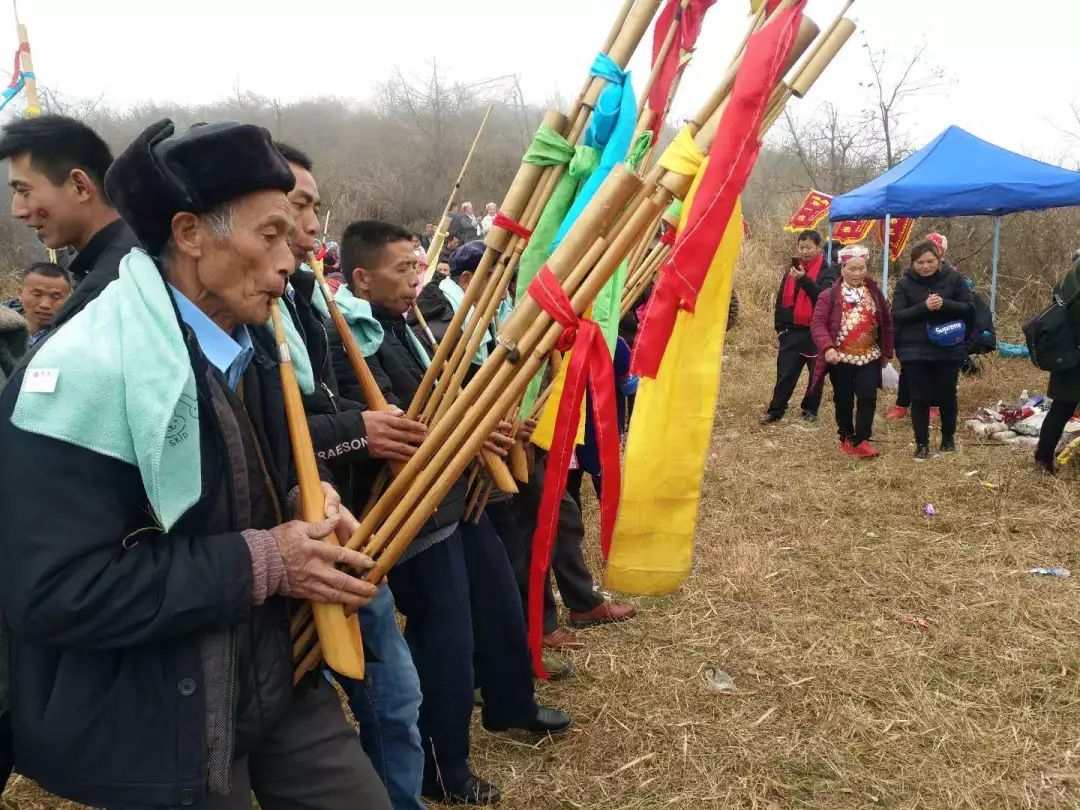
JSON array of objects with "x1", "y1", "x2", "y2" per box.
[
  {"x1": 271, "y1": 306, "x2": 366, "y2": 682},
  {"x1": 349, "y1": 173, "x2": 642, "y2": 566},
  {"x1": 410, "y1": 0, "x2": 662, "y2": 428},
  {"x1": 634, "y1": 0, "x2": 689, "y2": 125},
  {"x1": 347, "y1": 3, "x2": 844, "y2": 576},
  {"x1": 295, "y1": 2, "x2": 852, "y2": 676},
  {"x1": 15, "y1": 24, "x2": 40, "y2": 117},
  {"x1": 424, "y1": 105, "x2": 494, "y2": 278},
  {"x1": 429, "y1": 0, "x2": 812, "y2": 503}
]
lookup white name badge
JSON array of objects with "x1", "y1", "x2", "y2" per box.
[{"x1": 24, "y1": 368, "x2": 59, "y2": 393}]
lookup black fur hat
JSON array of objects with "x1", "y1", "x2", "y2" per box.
[{"x1": 104, "y1": 119, "x2": 295, "y2": 256}]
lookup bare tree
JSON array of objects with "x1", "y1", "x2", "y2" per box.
[{"x1": 859, "y1": 37, "x2": 946, "y2": 168}]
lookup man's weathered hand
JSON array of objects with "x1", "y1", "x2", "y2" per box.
[
  {"x1": 517, "y1": 417, "x2": 539, "y2": 445},
  {"x1": 483, "y1": 419, "x2": 515, "y2": 457},
  {"x1": 363, "y1": 407, "x2": 427, "y2": 462},
  {"x1": 789, "y1": 266, "x2": 806, "y2": 280},
  {"x1": 272, "y1": 517, "x2": 378, "y2": 609}
]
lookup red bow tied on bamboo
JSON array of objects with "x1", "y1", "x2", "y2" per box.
[{"x1": 525, "y1": 266, "x2": 621, "y2": 680}]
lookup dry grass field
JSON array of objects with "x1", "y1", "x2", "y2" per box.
[{"x1": 5, "y1": 279, "x2": 1079, "y2": 810}]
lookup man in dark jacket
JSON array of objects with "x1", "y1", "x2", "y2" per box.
[
  {"x1": 761, "y1": 229, "x2": 838, "y2": 424},
  {"x1": 0, "y1": 115, "x2": 138, "y2": 333},
  {"x1": 336, "y1": 220, "x2": 571, "y2": 806},
  {"x1": 274, "y1": 142, "x2": 429, "y2": 810},
  {"x1": 0, "y1": 120, "x2": 390, "y2": 809}
]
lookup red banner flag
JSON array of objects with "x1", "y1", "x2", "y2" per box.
[
  {"x1": 875, "y1": 217, "x2": 917, "y2": 261},
  {"x1": 831, "y1": 219, "x2": 875, "y2": 244},
  {"x1": 647, "y1": 0, "x2": 718, "y2": 137},
  {"x1": 785, "y1": 189, "x2": 832, "y2": 232},
  {"x1": 632, "y1": 0, "x2": 808, "y2": 378}
]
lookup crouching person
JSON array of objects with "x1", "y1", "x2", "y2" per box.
[{"x1": 0, "y1": 120, "x2": 390, "y2": 809}]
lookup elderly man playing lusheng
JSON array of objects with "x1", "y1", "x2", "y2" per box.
[{"x1": 0, "y1": 119, "x2": 390, "y2": 810}]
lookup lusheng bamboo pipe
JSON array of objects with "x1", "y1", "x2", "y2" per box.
[
  {"x1": 345, "y1": 0, "x2": 833, "y2": 588},
  {"x1": 312, "y1": 264, "x2": 405, "y2": 477},
  {"x1": 789, "y1": 18, "x2": 855, "y2": 97},
  {"x1": 348, "y1": 170, "x2": 641, "y2": 564},
  {"x1": 424, "y1": 105, "x2": 494, "y2": 278},
  {"x1": 417, "y1": 2, "x2": 661, "y2": 426},
  {"x1": 406, "y1": 109, "x2": 567, "y2": 424},
  {"x1": 361, "y1": 177, "x2": 670, "y2": 582},
  {"x1": 634, "y1": 0, "x2": 689, "y2": 123},
  {"x1": 270, "y1": 305, "x2": 366, "y2": 682},
  {"x1": 409, "y1": 3, "x2": 661, "y2": 427}
]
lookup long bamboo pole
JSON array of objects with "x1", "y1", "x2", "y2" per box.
[
  {"x1": 424, "y1": 105, "x2": 494, "y2": 277},
  {"x1": 271, "y1": 306, "x2": 366, "y2": 682}
]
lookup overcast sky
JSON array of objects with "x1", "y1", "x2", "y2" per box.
[{"x1": 8, "y1": 1, "x2": 1080, "y2": 177}]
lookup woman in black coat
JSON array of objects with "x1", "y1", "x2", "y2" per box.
[
  {"x1": 891, "y1": 239, "x2": 974, "y2": 459},
  {"x1": 1035, "y1": 255, "x2": 1080, "y2": 474}
]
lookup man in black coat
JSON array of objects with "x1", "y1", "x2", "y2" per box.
[
  {"x1": 0, "y1": 115, "x2": 138, "y2": 333},
  {"x1": 761, "y1": 229, "x2": 838, "y2": 424},
  {"x1": 0, "y1": 120, "x2": 390, "y2": 809},
  {"x1": 336, "y1": 220, "x2": 571, "y2": 806},
  {"x1": 273, "y1": 142, "x2": 430, "y2": 809}
]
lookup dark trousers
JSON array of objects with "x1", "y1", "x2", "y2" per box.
[
  {"x1": 905, "y1": 361, "x2": 960, "y2": 446},
  {"x1": 565, "y1": 468, "x2": 602, "y2": 511},
  {"x1": 197, "y1": 678, "x2": 391, "y2": 810},
  {"x1": 489, "y1": 457, "x2": 603, "y2": 635},
  {"x1": 767, "y1": 327, "x2": 822, "y2": 418},
  {"x1": 896, "y1": 368, "x2": 910, "y2": 408},
  {"x1": 1, "y1": 710, "x2": 10, "y2": 796},
  {"x1": 389, "y1": 527, "x2": 537, "y2": 796},
  {"x1": 1036, "y1": 399, "x2": 1077, "y2": 464},
  {"x1": 829, "y1": 363, "x2": 879, "y2": 444}
]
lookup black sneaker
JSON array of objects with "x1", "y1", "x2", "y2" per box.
[
  {"x1": 759, "y1": 413, "x2": 781, "y2": 424},
  {"x1": 940, "y1": 436, "x2": 956, "y2": 453},
  {"x1": 914, "y1": 444, "x2": 931, "y2": 460},
  {"x1": 801, "y1": 410, "x2": 818, "y2": 423}
]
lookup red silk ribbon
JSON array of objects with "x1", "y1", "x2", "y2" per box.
[
  {"x1": 492, "y1": 211, "x2": 533, "y2": 243},
  {"x1": 525, "y1": 266, "x2": 621, "y2": 679},
  {"x1": 631, "y1": 0, "x2": 806, "y2": 378},
  {"x1": 659, "y1": 224, "x2": 677, "y2": 247}
]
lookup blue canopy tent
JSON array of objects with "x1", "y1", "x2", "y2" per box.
[{"x1": 829, "y1": 126, "x2": 1080, "y2": 312}]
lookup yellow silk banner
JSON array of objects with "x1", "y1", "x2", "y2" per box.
[{"x1": 604, "y1": 174, "x2": 743, "y2": 596}]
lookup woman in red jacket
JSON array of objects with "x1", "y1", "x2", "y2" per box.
[{"x1": 810, "y1": 245, "x2": 895, "y2": 458}]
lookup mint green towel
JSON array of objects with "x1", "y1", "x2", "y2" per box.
[
  {"x1": 11, "y1": 249, "x2": 201, "y2": 531},
  {"x1": 334, "y1": 284, "x2": 430, "y2": 368},
  {"x1": 271, "y1": 295, "x2": 315, "y2": 395}
]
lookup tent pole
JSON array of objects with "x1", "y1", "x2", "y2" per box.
[
  {"x1": 990, "y1": 215, "x2": 1002, "y2": 315},
  {"x1": 883, "y1": 213, "x2": 891, "y2": 289},
  {"x1": 826, "y1": 221, "x2": 833, "y2": 263}
]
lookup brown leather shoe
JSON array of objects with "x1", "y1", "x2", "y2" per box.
[
  {"x1": 567, "y1": 601, "x2": 636, "y2": 628},
  {"x1": 542, "y1": 628, "x2": 583, "y2": 649}
]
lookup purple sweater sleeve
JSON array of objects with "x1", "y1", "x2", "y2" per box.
[{"x1": 242, "y1": 529, "x2": 290, "y2": 606}]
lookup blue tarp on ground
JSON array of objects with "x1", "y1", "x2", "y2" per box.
[{"x1": 829, "y1": 126, "x2": 1080, "y2": 220}]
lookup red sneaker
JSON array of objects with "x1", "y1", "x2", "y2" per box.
[
  {"x1": 840, "y1": 440, "x2": 857, "y2": 455},
  {"x1": 853, "y1": 441, "x2": 880, "y2": 458},
  {"x1": 886, "y1": 405, "x2": 908, "y2": 420},
  {"x1": 930, "y1": 407, "x2": 940, "y2": 420},
  {"x1": 567, "y1": 602, "x2": 636, "y2": 628}
]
